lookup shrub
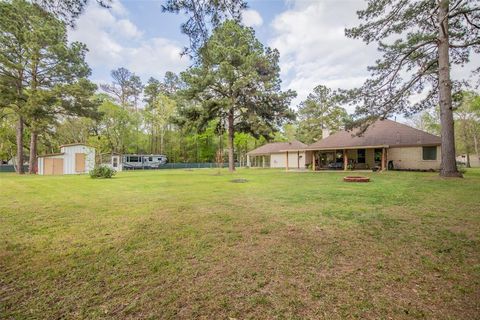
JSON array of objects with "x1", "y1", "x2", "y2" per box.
[{"x1": 89, "y1": 165, "x2": 116, "y2": 179}]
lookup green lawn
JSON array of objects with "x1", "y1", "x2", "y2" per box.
[{"x1": 1, "y1": 169, "x2": 479, "y2": 319}]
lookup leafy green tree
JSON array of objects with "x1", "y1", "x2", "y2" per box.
[
  {"x1": 409, "y1": 108, "x2": 442, "y2": 136},
  {"x1": 181, "y1": 20, "x2": 296, "y2": 171},
  {"x1": 0, "y1": 109, "x2": 17, "y2": 165},
  {"x1": 0, "y1": 0, "x2": 96, "y2": 174},
  {"x1": 54, "y1": 116, "x2": 96, "y2": 147},
  {"x1": 101, "y1": 68, "x2": 143, "y2": 110},
  {"x1": 273, "y1": 123, "x2": 298, "y2": 142},
  {"x1": 344, "y1": 0, "x2": 480, "y2": 177},
  {"x1": 162, "y1": 71, "x2": 182, "y2": 96},
  {"x1": 454, "y1": 91, "x2": 480, "y2": 167},
  {"x1": 297, "y1": 85, "x2": 348, "y2": 144},
  {"x1": 26, "y1": 80, "x2": 99, "y2": 173},
  {"x1": 144, "y1": 94, "x2": 177, "y2": 154},
  {"x1": 144, "y1": 77, "x2": 162, "y2": 107},
  {"x1": 97, "y1": 99, "x2": 138, "y2": 154},
  {"x1": 144, "y1": 74, "x2": 182, "y2": 154},
  {"x1": 195, "y1": 120, "x2": 219, "y2": 162}
]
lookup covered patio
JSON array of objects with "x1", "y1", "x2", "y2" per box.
[
  {"x1": 247, "y1": 141, "x2": 308, "y2": 169},
  {"x1": 248, "y1": 154, "x2": 271, "y2": 168},
  {"x1": 307, "y1": 147, "x2": 388, "y2": 171}
]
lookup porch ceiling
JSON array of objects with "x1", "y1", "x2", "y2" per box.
[{"x1": 284, "y1": 145, "x2": 389, "y2": 152}]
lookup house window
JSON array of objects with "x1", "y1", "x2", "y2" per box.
[
  {"x1": 357, "y1": 149, "x2": 366, "y2": 163},
  {"x1": 374, "y1": 148, "x2": 382, "y2": 162},
  {"x1": 422, "y1": 146, "x2": 437, "y2": 160}
]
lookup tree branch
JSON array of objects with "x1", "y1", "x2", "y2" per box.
[
  {"x1": 448, "y1": 7, "x2": 480, "y2": 18},
  {"x1": 463, "y1": 12, "x2": 480, "y2": 29},
  {"x1": 450, "y1": 39, "x2": 480, "y2": 48}
]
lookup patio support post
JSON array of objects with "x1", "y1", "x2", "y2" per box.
[
  {"x1": 312, "y1": 152, "x2": 316, "y2": 171},
  {"x1": 286, "y1": 151, "x2": 289, "y2": 171},
  {"x1": 343, "y1": 149, "x2": 348, "y2": 171},
  {"x1": 247, "y1": 155, "x2": 250, "y2": 167},
  {"x1": 262, "y1": 155, "x2": 265, "y2": 168},
  {"x1": 381, "y1": 148, "x2": 386, "y2": 171},
  {"x1": 297, "y1": 151, "x2": 300, "y2": 169},
  {"x1": 385, "y1": 149, "x2": 388, "y2": 170}
]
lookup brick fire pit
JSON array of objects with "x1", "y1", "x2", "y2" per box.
[{"x1": 343, "y1": 176, "x2": 370, "y2": 182}]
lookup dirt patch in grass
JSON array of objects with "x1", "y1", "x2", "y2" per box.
[{"x1": 231, "y1": 178, "x2": 248, "y2": 183}]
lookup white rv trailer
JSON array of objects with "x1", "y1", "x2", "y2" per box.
[{"x1": 122, "y1": 154, "x2": 168, "y2": 169}]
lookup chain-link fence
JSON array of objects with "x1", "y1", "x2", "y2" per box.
[
  {"x1": 0, "y1": 165, "x2": 28, "y2": 173},
  {"x1": 122, "y1": 162, "x2": 241, "y2": 170}
]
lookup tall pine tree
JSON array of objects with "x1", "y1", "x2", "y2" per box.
[
  {"x1": 344, "y1": 0, "x2": 480, "y2": 177},
  {"x1": 181, "y1": 20, "x2": 296, "y2": 171},
  {"x1": 297, "y1": 85, "x2": 349, "y2": 144},
  {"x1": 0, "y1": 0, "x2": 97, "y2": 174}
]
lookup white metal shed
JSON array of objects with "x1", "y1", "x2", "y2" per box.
[{"x1": 37, "y1": 143, "x2": 95, "y2": 175}]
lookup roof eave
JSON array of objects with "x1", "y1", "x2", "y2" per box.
[
  {"x1": 38, "y1": 153, "x2": 65, "y2": 158},
  {"x1": 60, "y1": 143, "x2": 90, "y2": 148},
  {"x1": 297, "y1": 145, "x2": 390, "y2": 151}
]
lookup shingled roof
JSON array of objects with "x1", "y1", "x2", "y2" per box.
[
  {"x1": 305, "y1": 119, "x2": 441, "y2": 150},
  {"x1": 247, "y1": 140, "x2": 307, "y2": 155}
]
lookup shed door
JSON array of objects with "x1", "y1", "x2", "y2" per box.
[
  {"x1": 75, "y1": 153, "x2": 86, "y2": 172},
  {"x1": 44, "y1": 158, "x2": 54, "y2": 175},
  {"x1": 44, "y1": 158, "x2": 64, "y2": 175}
]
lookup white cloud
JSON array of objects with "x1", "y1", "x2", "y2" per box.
[
  {"x1": 242, "y1": 9, "x2": 263, "y2": 27},
  {"x1": 269, "y1": 1, "x2": 379, "y2": 111},
  {"x1": 116, "y1": 19, "x2": 143, "y2": 39},
  {"x1": 124, "y1": 38, "x2": 188, "y2": 75},
  {"x1": 68, "y1": 0, "x2": 189, "y2": 82},
  {"x1": 110, "y1": 0, "x2": 128, "y2": 16},
  {"x1": 270, "y1": 0, "x2": 479, "y2": 115}
]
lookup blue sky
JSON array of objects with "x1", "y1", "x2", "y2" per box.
[
  {"x1": 67, "y1": 0, "x2": 373, "y2": 111},
  {"x1": 68, "y1": 0, "x2": 479, "y2": 114}
]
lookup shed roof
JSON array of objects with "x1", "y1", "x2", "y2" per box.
[
  {"x1": 247, "y1": 140, "x2": 307, "y2": 155},
  {"x1": 305, "y1": 119, "x2": 441, "y2": 150},
  {"x1": 38, "y1": 153, "x2": 64, "y2": 158},
  {"x1": 60, "y1": 143, "x2": 90, "y2": 148}
]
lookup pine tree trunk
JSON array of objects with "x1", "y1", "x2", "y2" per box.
[
  {"x1": 150, "y1": 125, "x2": 154, "y2": 154},
  {"x1": 28, "y1": 131, "x2": 38, "y2": 174},
  {"x1": 160, "y1": 126, "x2": 165, "y2": 154},
  {"x1": 227, "y1": 108, "x2": 235, "y2": 172},
  {"x1": 16, "y1": 116, "x2": 24, "y2": 174},
  {"x1": 462, "y1": 121, "x2": 471, "y2": 168},
  {"x1": 473, "y1": 134, "x2": 479, "y2": 157},
  {"x1": 438, "y1": 1, "x2": 462, "y2": 177}
]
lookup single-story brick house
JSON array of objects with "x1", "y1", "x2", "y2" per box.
[{"x1": 247, "y1": 119, "x2": 442, "y2": 171}]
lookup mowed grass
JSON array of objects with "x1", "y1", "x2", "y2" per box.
[{"x1": 1, "y1": 169, "x2": 479, "y2": 319}]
